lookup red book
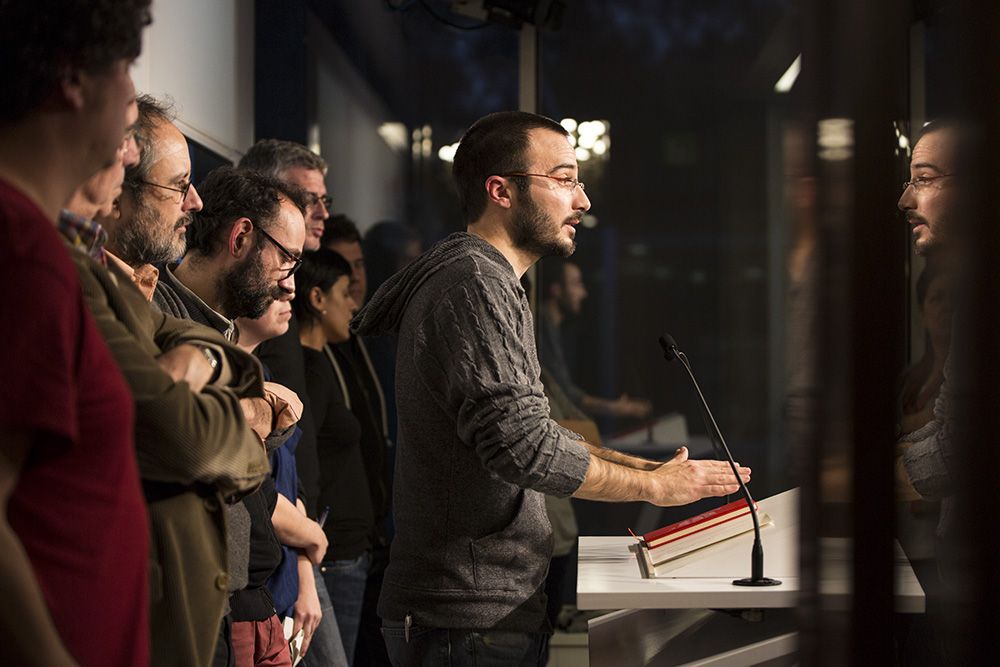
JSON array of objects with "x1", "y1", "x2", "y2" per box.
[{"x1": 642, "y1": 499, "x2": 757, "y2": 552}]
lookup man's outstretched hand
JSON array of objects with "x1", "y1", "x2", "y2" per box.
[{"x1": 646, "y1": 446, "x2": 750, "y2": 506}]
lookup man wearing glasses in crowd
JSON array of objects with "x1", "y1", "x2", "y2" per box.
[
  {"x1": 100, "y1": 95, "x2": 204, "y2": 293},
  {"x1": 150, "y1": 164, "x2": 321, "y2": 665}
]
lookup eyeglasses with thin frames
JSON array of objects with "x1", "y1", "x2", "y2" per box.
[
  {"x1": 138, "y1": 179, "x2": 192, "y2": 201},
  {"x1": 501, "y1": 172, "x2": 586, "y2": 191},
  {"x1": 305, "y1": 191, "x2": 333, "y2": 210},
  {"x1": 255, "y1": 224, "x2": 303, "y2": 279},
  {"x1": 902, "y1": 173, "x2": 953, "y2": 193}
]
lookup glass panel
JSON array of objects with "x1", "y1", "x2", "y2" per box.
[{"x1": 539, "y1": 0, "x2": 797, "y2": 529}]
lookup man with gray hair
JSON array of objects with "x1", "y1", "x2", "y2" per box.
[
  {"x1": 99, "y1": 95, "x2": 202, "y2": 287},
  {"x1": 240, "y1": 138, "x2": 331, "y2": 251},
  {"x1": 239, "y1": 139, "x2": 350, "y2": 667}
]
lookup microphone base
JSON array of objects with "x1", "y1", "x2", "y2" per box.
[{"x1": 732, "y1": 577, "x2": 782, "y2": 587}]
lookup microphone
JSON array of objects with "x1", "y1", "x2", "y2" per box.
[{"x1": 658, "y1": 334, "x2": 780, "y2": 587}]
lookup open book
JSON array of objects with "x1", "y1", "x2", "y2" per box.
[{"x1": 639, "y1": 498, "x2": 772, "y2": 566}]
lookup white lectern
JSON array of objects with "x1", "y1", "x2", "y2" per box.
[{"x1": 576, "y1": 489, "x2": 925, "y2": 666}]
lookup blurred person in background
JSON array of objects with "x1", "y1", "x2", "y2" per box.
[{"x1": 323, "y1": 215, "x2": 394, "y2": 666}]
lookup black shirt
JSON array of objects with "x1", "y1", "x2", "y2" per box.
[
  {"x1": 303, "y1": 346, "x2": 373, "y2": 560},
  {"x1": 334, "y1": 338, "x2": 391, "y2": 529},
  {"x1": 229, "y1": 476, "x2": 282, "y2": 621}
]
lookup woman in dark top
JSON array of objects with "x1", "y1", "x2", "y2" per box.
[{"x1": 294, "y1": 248, "x2": 373, "y2": 665}]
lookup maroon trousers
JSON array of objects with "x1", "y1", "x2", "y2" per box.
[{"x1": 231, "y1": 616, "x2": 292, "y2": 667}]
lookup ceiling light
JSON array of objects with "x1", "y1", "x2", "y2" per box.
[{"x1": 774, "y1": 54, "x2": 801, "y2": 93}]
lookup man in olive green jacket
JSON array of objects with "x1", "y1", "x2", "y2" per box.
[{"x1": 60, "y1": 110, "x2": 275, "y2": 666}]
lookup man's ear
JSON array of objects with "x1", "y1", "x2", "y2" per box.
[
  {"x1": 58, "y1": 68, "x2": 86, "y2": 111},
  {"x1": 228, "y1": 218, "x2": 254, "y2": 258},
  {"x1": 485, "y1": 175, "x2": 514, "y2": 210}
]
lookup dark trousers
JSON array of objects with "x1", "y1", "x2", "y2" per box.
[
  {"x1": 212, "y1": 615, "x2": 235, "y2": 667},
  {"x1": 382, "y1": 623, "x2": 548, "y2": 667},
  {"x1": 355, "y1": 543, "x2": 392, "y2": 666}
]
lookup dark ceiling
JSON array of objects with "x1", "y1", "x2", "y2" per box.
[{"x1": 308, "y1": 0, "x2": 797, "y2": 132}]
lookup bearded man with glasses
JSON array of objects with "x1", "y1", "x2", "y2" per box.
[
  {"x1": 99, "y1": 95, "x2": 204, "y2": 281},
  {"x1": 153, "y1": 164, "x2": 318, "y2": 666}
]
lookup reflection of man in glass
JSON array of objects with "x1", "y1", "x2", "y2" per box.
[
  {"x1": 894, "y1": 117, "x2": 979, "y2": 666},
  {"x1": 895, "y1": 122, "x2": 978, "y2": 612},
  {"x1": 896, "y1": 121, "x2": 968, "y2": 504},
  {"x1": 898, "y1": 122, "x2": 965, "y2": 257},
  {"x1": 540, "y1": 257, "x2": 652, "y2": 420}
]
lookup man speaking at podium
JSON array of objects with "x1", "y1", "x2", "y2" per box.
[{"x1": 353, "y1": 111, "x2": 750, "y2": 666}]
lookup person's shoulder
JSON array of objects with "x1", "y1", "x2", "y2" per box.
[
  {"x1": 0, "y1": 190, "x2": 77, "y2": 286},
  {"x1": 302, "y1": 346, "x2": 333, "y2": 377},
  {"x1": 432, "y1": 250, "x2": 519, "y2": 299}
]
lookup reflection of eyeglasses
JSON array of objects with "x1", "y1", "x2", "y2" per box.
[
  {"x1": 304, "y1": 191, "x2": 332, "y2": 210},
  {"x1": 501, "y1": 172, "x2": 586, "y2": 191},
  {"x1": 139, "y1": 179, "x2": 192, "y2": 201},
  {"x1": 902, "y1": 174, "x2": 953, "y2": 193},
  {"x1": 255, "y1": 224, "x2": 303, "y2": 279}
]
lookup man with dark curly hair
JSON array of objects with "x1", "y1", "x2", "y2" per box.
[{"x1": 0, "y1": 1, "x2": 153, "y2": 665}]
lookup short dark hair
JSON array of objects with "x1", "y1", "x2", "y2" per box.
[
  {"x1": 123, "y1": 94, "x2": 175, "y2": 201},
  {"x1": 452, "y1": 111, "x2": 568, "y2": 223},
  {"x1": 321, "y1": 214, "x2": 362, "y2": 247},
  {"x1": 292, "y1": 248, "x2": 352, "y2": 326},
  {"x1": 916, "y1": 118, "x2": 979, "y2": 175},
  {"x1": 0, "y1": 0, "x2": 152, "y2": 123},
  {"x1": 239, "y1": 139, "x2": 328, "y2": 179},
  {"x1": 186, "y1": 166, "x2": 308, "y2": 258}
]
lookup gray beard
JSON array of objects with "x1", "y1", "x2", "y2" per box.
[{"x1": 112, "y1": 196, "x2": 187, "y2": 266}]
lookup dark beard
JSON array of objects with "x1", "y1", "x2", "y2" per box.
[
  {"x1": 113, "y1": 196, "x2": 189, "y2": 266},
  {"x1": 220, "y1": 252, "x2": 283, "y2": 319},
  {"x1": 510, "y1": 190, "x2": 577, "y2": 258},
  {"x1": 907, "y1": 211, "x2": 948, "y2": 257}
]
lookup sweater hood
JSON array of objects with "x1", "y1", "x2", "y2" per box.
[{"x1": 351, "y1": 232, "x2": 513, "y2": 337}]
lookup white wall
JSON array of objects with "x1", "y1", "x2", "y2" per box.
[
  {"x1": 131, "y1": 0, "x2": 254, "y2": 161},
  {"x1": 307, "y1": 19, "x2": 406, "y2": 231}
]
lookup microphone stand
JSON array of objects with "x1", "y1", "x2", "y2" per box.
[{"x1": 659, "y1": 335, "x2": 780, "y2": 587}]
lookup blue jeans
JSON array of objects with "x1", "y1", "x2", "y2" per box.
[
  {"x1": 381, "y1": 622, "x2": 548, "y2": 667},
  {"x1": 321, "y1": 552, "x2": 370, "y2": 666},
  {"x1": 301, "y1": 564, "x2": 350, "y2": 667}
]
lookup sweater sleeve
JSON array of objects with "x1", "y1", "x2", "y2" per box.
[
  {"x1": 413, "y1": 273, "x2": 590, "y2": 497},
  {"x1": 903, "y1": 373, "x2": 954, "y2": 500}
]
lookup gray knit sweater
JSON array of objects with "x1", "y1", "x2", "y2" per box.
[{"x1": 352, "y1": 232, "x2": 591, "y2": 631}]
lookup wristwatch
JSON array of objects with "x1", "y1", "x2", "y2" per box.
[{"x1": 197, "y1": 345, "x2": 221, "y2": 383}]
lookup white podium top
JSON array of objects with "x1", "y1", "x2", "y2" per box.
[{"x1": 577, "y1": 488, "x2": 925, "y2": 613}]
